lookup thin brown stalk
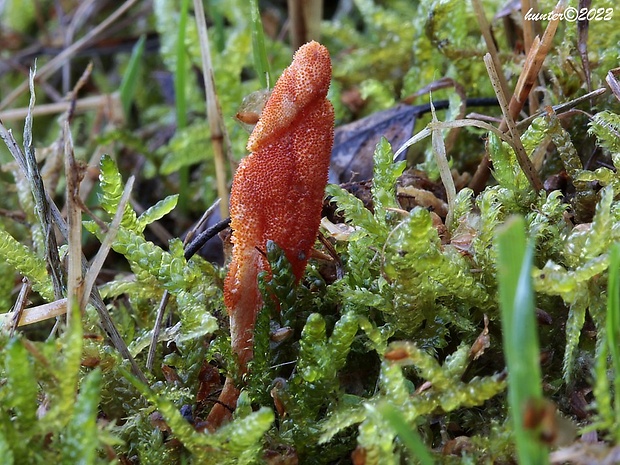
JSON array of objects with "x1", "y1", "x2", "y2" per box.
[
  {"x1": 193, "y1": 0, "x2": 230, "y2": 218},
  {"x1": 522, "y1": 0, "x2": 538, "y2": 113},
  {"x1": 577, "y1": 0, "x2": 592, "y2": 92},
  {"x1": 25, "y1": 67, "x2": 65, "y2": 301},
  {"x1": 511, "y1": 0, "x2": 563, "y2": 118},
  {"x1": 80, "y1": 176, "x2": 134, "y2": 312},
  {"x1": 64, "y1": 120, "x2": 83, "y2": 325},
  {"x1": 522, "y1": 0, "x2": 535, "y2": 53},
  {"x1": 484, "y1": 53, "x2": 543, "y2": 191},
  {"x1": 288, "y1": 0, "x2": 324, "y2": 51},
  {"x1": 0, "y1": 298, "x2": 68, "y2": 328},
  {"x1": 146, "y1": 198, "x2": 222, "y2": 371},
  {"x1": 607, "y1": 68, "x2": 620, "y2": 103},
  {"x1": 471, "y1": 0, "x2": 510, "y2": 98},
  {"x1": 469, "y1": 0, "x2": 564, "y2": 193},
  {"x1": 517, "y1": 87, "x2": 607, "y2": 128},
  {"x1": 8, "y1": 279, "x2": 31, "y2": 336}
]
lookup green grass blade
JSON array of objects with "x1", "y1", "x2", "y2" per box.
[
  {"x1": 62, "y1": 369, "x2": 102, "y2": 464},
  {"x1": 379, "y1": 403, "x2": 434, "y2": 465},
  {"x1": 175, "y1": 0, "x2": 189, "y2": 130},
  {"x1": 175, "y1": 0, "x2": 190, "y2": 212},
  {"x1": 249, "y1": 0, "x2": 271, "y2": 88},
  {"x1": 607, "y1": 243, "x2": 620, "y2": 441},
  {"x1": 497, "y1": 216, "x2": 548, "y2": 465},
  {"x1": 119, "y1": 34, "x2": 146, "y2": 117}
]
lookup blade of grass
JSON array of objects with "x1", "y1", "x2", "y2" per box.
[
  {"x1": 497, "y1": 216, "x2": 548, "y2": 465},
  {"x1": 607, "y1": 243, "x2": 620, "y2": 441},
  {"x1": 25, "y1": 66, "x2": 64, "y2": 301},
  {"x1": 250, "y1": 0, "x2": 271, "y2": 88},
  {"x1": 379, "y1": 403, "x2": 434, "y2": 465},
  {"x1": 176, "y1": 0, "x2": 190, "y2": 213},
  {"x1": 119, "y1": 34, "x2": 146, "y2": 118},
  {"x1": 429, "y1": 100, "x2": 456, "y2": 231}
]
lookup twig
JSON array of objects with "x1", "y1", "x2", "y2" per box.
[
  {"x1": 577, "y1": 0, "x2": 592, "y2": 93},
  {"x1": 287, "y1": 0, "x2": 324, "y2": 50},
  {"x1": 522, "y1": 0, "x2": 539, "y2": 113},
  {"x1": 606, "y1": 68, "x2": 620, "y2": 103},
  {"x1": 511, "y1": 0, "x2": 563, "y2": 120},
  {"x1": 522, "y1": 0, "x2": 535, "y2": 53},
  {"x1": 193, "y1": 0, "x2": 230, "y2": 218},
  {"x1": 516, "y1": 87, "x2": 607, "y2": 129},
  {"x1": 184, "y1": 198, "x2": 221, "y2": 245}
]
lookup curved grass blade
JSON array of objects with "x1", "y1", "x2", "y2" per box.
[{"x1": 497, "y1": 216, "x2": 548, "y2": 465}]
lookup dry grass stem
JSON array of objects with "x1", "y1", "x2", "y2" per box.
[
  {"x1": 471, "y1": 0, "x2": 510, "y2": 98},
  {"x1": 25, "y1": 67, "x2": 65, "y2": 300},
  {"x1": 0, "y1": 0, "x2": 139, "y2": 111},
  {"x1": 193, "y1": 0, "x2": 230, "y2": 218},
  {"x1": 394, "y1": 119, "x2": 520, "y2": 163},
  {"x1": 2, "y1": 106, "x2": 145, "y2": 380},
  {"x1": 80, "y1": 176, "x2": 134, "y2": 312},
  {"x1": 288, "y1": 0, "x2": 324, "y2": 50},
  {"x1": 0, "y1": 93, "x2": 122, "y2": 122},
  {"x1": 469, "y1": 0, "x2": 564, "y2": 192},
  {"x1": 484, "y1": 53, "x2": 543, "y2": 191},
  {"x1": 606, "y1": 68, "x2": 620, "y2": 102},
  {"x1": 147, "y1": 197, "x2": 223, "y2": 371},
  {"x1": 64, "y1": 120, "x2": 83, "y2": 325},
  {"x1": 8, "y1": 279, "x2": 32, "y2": 336},
  {"x1": 430, "y1": 103, "x2": 457, "y2": 230},
  {"x1": 0, "y1": 298, "x2": 68, "y2": 328}
]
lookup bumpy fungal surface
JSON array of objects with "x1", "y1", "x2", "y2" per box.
[{"x1": 207, "y1": 41, "x2": 334, "y2": 427}]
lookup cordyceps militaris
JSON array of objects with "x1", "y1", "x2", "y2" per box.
[{"x1": 206, "y1": 41, "x2": 334, "y2": 427}]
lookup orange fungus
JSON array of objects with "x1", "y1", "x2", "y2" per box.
[{"x1": 207, "y1": 41, "x2": 334, "y2": 427}]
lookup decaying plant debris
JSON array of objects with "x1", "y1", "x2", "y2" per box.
[{"x1": 1, "y1": 0, "x2": 620, "y2": 463}]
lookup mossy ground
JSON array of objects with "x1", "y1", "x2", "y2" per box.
[{"x1": 1, "y1": 0, "x2": 620, "y2": 463}]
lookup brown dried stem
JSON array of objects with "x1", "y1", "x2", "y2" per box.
[
  {"x1": 193, "y1": 0, "x2": 230, "y2": 218},
  {"x1": 288, "y1": 0, "x2": 324, "y2": 51},
  {"x1": 484, "y1": 53, "x2": 543, "y2": 192},
  {"x1": 471, "y1": 0, "x2": 510, "y2": 98},
  {"x1": 469, "y1": 0, "x2": 564, "y2": 193},
  {"x1": 64, "y1": 120, "x2": 83, "y2": 325}
]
